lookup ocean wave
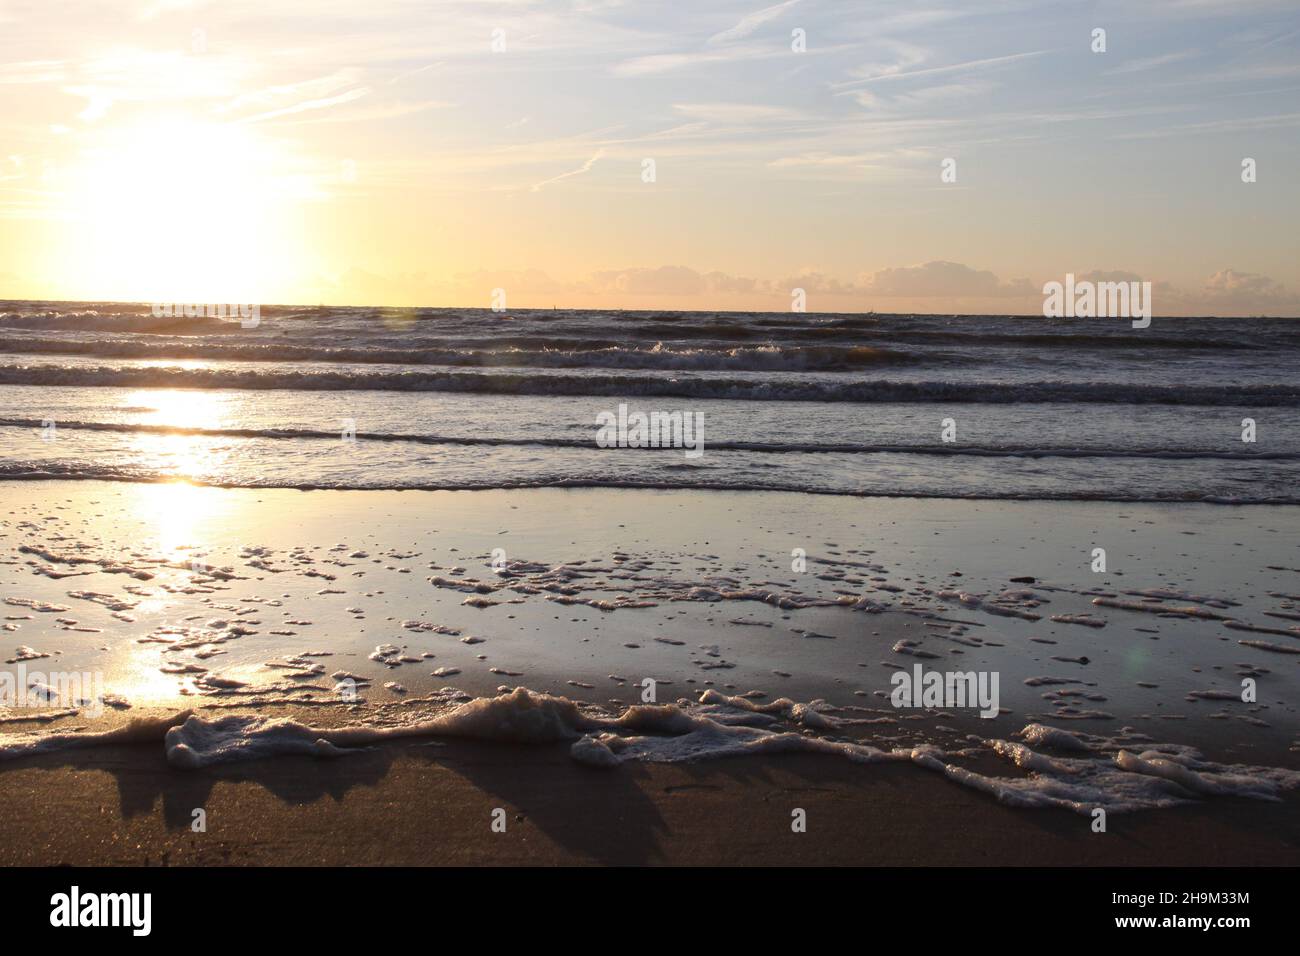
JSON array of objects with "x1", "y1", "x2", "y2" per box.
[
  {"x1": 0, "y1": 337, "x2": 918, "y2": 372},
  {"x1": 1, "y1": 460, "x2": 1295, "y2": 503},
  {"x1": 2, "y1": 418, "x2": 1295, "y2": 459},
  {"x1": 1, "y1": 362, "x2": 1296, "y2": 404},
  {"x1": 4, "y1": 688, "x2": 1296, "y2": 815},
  {"x1": 4, "y1": 305, "x2": 1294, "y2": 353},
  {"x1": 0, "y1": 311, "x2": 239, "y2": 335}
]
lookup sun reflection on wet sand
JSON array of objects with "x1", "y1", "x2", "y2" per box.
[
  {"x1": 127, "y1": 481, "x2": 235, "y2": 565},
  {"x1": 108, "y1": 641, "x2": 195, "y2": 707},
  {"x1": 108, "y1": 482, "x2": 246, "y2": 702}
]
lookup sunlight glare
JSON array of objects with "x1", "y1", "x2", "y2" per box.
[{"x1": 65, "y1": 115, "x2": 301, "y2": 302}]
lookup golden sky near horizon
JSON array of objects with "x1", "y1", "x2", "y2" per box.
[{"x1": 1, "y1": 0, "x2": 1298, "y2": 314}]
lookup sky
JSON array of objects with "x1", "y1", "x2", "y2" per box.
[{"x1": 1, "y1": 0, "x2": 1298, "y2": 315}]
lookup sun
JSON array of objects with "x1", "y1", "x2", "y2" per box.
[{"x1": 63, "y1": 115, "x2": 304, "y2": 303}]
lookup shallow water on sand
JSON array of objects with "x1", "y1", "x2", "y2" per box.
[{"x1": 2, "y1": 484, "x2": 1296, "y2": 754}]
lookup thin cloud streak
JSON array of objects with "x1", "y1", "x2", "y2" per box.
[{"x1": 529, "y1": 149, "x2": 606, "y2": 192}]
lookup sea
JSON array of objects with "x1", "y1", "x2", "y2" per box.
[{"x1": 0, "y1": 301, "x2": 1297, "y2": 502}]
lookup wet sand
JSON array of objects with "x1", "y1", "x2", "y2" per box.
[
  {"x1": 1, "y1": 482, "x2": 1298, "y2": 864},
  {"x1": 0, "y1": 736, "x2": 1296, "y2": 866},
  {"x1": 3, "y1": 483, "x2": 1298, "y2": 745}
]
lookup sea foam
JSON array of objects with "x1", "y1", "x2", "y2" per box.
[{"x1": 2, "y1": 687, "x2": 1296, "y2": 816}]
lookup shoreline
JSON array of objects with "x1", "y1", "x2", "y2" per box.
[
  {"x1": 1, "y1": 737, "x2": 1296, "y2": 866},
  {"x1": 4, "y1": 470, "x2": 1300, "y2": 505}
]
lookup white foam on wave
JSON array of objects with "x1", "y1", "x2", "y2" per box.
[
  {"x1": 939, "y1": 738, "x2": 1300, "y2": 814},
  {"x1": 2, "y1": 688, "x2": 1296, "y2": 815},
  {"x1": 0, "y1": 711, "x2": 191, "y2": 761},
  {"x1": 943, "y1": 722, "x2": 1300, "y2": 812},
  {"x1": 163, "y1": 687, "x2": 602, "y2": 767},
  {"x1": 571, "y1": 708, "x2": 900, "y2": 768},
  {"x1": 4, "y1": 362, "x2": 1296, "y2": 407},
  {"x1": 1015, "y1": 723, "x2": 1093, "y2": 752}
]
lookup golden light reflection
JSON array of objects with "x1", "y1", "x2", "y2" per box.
[
  {"x1": 110, "y1": 640, "x2": 195, "y2": 706},
  {"x1": 380, "y1": 306, "x2": 421, "y2": 332},
  {"x1": 123, "y1": 388, "x2": 235, "y2": 483},
  {"x1": 130, "y1": 388, "x2": 229, "y2": 429},
  {"x1": 132, "y1": 480, "x2": 229, "y2": 562},
  {"x1": 111, "y1": 481, "x2": 237, "y2": 703}
]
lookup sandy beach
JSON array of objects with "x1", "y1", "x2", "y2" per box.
[
  {"x1": 1, "y1": 481, "x2": 1296, "y2": 866},
  {"x1": 1, "y1": 738, "x2": 1297, "y2": 867}
]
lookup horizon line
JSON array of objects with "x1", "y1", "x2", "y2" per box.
[{"x1": 1, "y1": 298, "x2": 1296, "y2": 321}]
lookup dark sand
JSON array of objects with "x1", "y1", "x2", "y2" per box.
[{"x1": 1, "y1": 738, "x2": 1296, "y2": 866}]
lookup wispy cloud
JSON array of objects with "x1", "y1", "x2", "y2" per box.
[
  {"x1": 836, "y1": 50, "x2": 1049, "y2": 89},
  {"x1": 1113, "y1": 109, "x2": 1300, "y2": 139},
  {"x1": 614, "y1": 46, "x2": 766, "y2": 77},
  {"x1": 1106, "y1": 50, "x2": 1199, "y2": 75},
  {"x1": 707, "y1": 0, "x2": 802, "y2": 45},
  {"x1": 530, "y1": 148, "x2": 605, "y2": 192},
  {"x1": 239, "y1": 87, "x2": 370, "y2": 124},
  {"x1": 0, "y1": 60, "x2": 65, "y2": 85},
  {"x1": 222, "y1": 71, "x2": 360, "y2": 115},
  {"x1": 672, "y1": 102, "x2": 805, "y2": 123}
]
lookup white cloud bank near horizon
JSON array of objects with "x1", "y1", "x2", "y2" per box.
[{"x1": 315, "y1": 260, "x2": 1300, "y2": 316}]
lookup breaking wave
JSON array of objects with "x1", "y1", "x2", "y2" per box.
[
  {"x1": 2, "y1": 417, "x2": 1296, "y2": 460},
  {"x1": 1, "y1": 687, "x2": 1296, "y2": 815},
  {"x1": 2, "y1": 363, "x2": 1296, "y2": 405}
]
